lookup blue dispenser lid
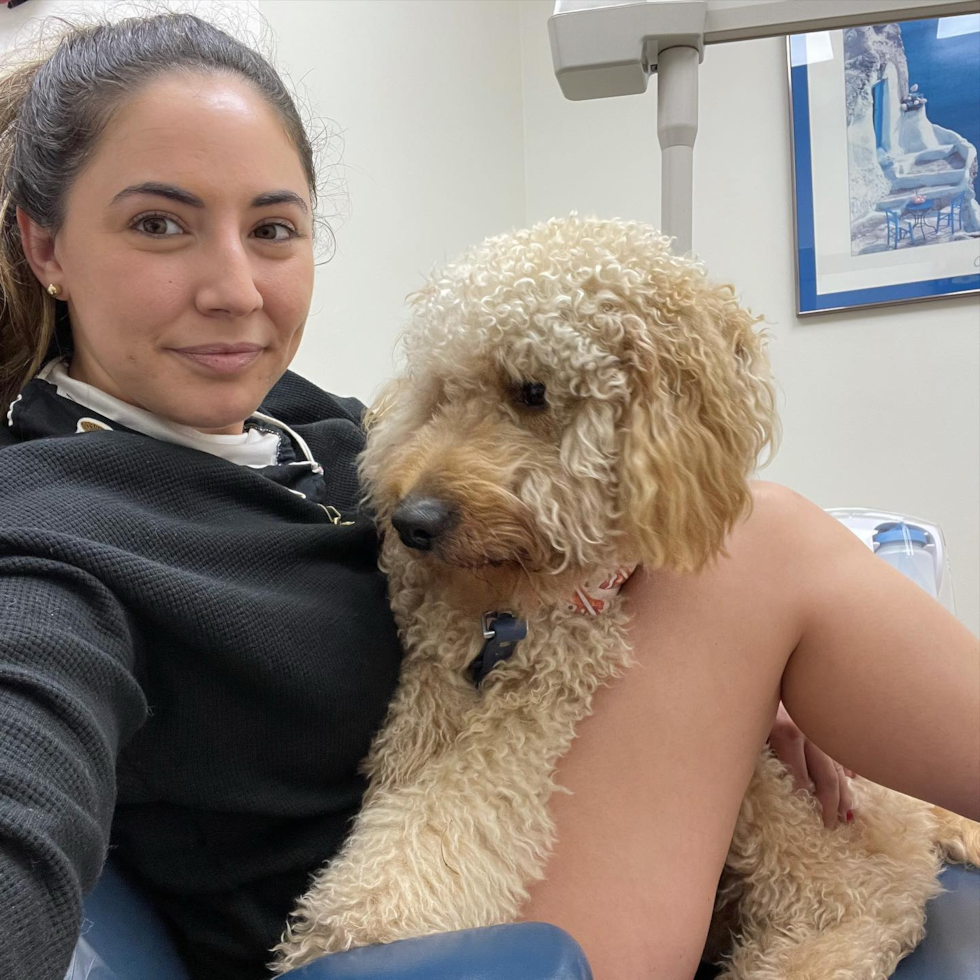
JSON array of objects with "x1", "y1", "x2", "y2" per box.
[{"x1": 873, "y1": 522, "x2": 931, "y2": 546}]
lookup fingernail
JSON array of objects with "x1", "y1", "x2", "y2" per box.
[{"x1": 846, "y1": 810, "x2": 854, "y2": 823}]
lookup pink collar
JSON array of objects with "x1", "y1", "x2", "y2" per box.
[
  {"x1": 471, "y1": 563, "x2": 637, "y2": 686},
  {"x1": 568, "y1": 564, "x2": 637, "y2": 615}
]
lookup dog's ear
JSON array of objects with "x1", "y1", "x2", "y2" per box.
[
  {"x1": 358, "y1": 375, "x2": 416, "y2": 520},
  {"x1": 361, "y1": 376, "x2": 410, "y2": 435},
  {"x1": 620, "y1": 281, "x2": 777, "y2": 571}
]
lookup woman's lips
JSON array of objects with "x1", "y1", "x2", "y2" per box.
[{"x1": 171, "y1": 347, "x2": 264, "y2": 375}]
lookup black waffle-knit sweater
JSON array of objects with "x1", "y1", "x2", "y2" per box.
[{"x1": 0, "y1": 369, "x2": 403, "y2": 980}]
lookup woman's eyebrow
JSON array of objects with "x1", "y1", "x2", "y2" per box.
[
  {"x1": 250, "y1": 190, "x2": 308, "y2": 214},
  {"x1": 109, "y1": 182, "x2": 205, "y2": 209},
  {"x1": 109, "y1": 182, "x2": 308, "y2": 214}
]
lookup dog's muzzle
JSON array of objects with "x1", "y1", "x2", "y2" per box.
[{"x1": 391, "y1": 496, "x2": 458, "y2": 551}]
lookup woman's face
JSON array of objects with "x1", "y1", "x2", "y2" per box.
[{"x1": 22, "y1": 72, "x2": 315, "y2": 434}]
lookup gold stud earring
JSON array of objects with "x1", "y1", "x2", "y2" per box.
[{"x1": 47, "y1": 283, "x2": 62, "y2": 298}]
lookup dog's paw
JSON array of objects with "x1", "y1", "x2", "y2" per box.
[
  {"x1": 931, "y1": 806, "x2": 980, "y2": 867},
  {"x1": 270, "y1": 918, "x2": 358, "y2": 975},
  {"x1": 271, "y1": 867, "x2": 430, "y2": 974}
]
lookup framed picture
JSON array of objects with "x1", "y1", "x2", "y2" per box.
[{"x1": 788, "y1": 14, "x2": 980, "y2": 315}]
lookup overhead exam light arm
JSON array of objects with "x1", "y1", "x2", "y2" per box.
[{"x1": 548, "y1": 0, "x2": 980, "y2": 253}]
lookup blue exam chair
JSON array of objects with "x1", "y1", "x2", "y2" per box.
[
  {"x1": 68, "y1": 857, "x2": 977, "y2": 979},
  {"x1": 66, "y1": 857, "x2": 593, "y2": 979}
]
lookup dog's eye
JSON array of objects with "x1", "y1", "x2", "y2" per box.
[{"x1": 519, "y1": 382, "x2": 548, "y2": 408}]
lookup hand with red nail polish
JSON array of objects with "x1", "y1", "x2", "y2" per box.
[{"x1": 768, "y1": 703, "x2": 857, "y2": 829}]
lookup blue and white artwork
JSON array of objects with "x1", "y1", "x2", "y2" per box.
[
  {"x1": 789, "y1": 15, "x2": 980, "y2": 314},
  {"x1": 846, "y1": 19, "x2": 980, "y2": 254}
]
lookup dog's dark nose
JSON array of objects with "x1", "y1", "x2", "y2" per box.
[{"x1": 391, "y1": 497, "x2": 456, "y2": 551}]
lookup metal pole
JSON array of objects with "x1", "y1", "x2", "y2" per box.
[{"x1": 657, "y1": 44, "x2": 700, "y2": 254}]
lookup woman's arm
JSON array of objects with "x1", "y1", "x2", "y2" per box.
[
  {"x1": 519, "y1": 482, "x2": 979, "y2": 978},
  {"x1": 0, "y1": 556, "x2": 146, "y2": 980}
]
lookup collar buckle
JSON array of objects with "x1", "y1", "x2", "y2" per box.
[{"x1": 470, "y1": 611, "x2": 527, "y2": 687}]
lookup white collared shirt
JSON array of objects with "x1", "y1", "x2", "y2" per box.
[{"x1": 36, "y1": 358, "x2": 285, "y2": 468}]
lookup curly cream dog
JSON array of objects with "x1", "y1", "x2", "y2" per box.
[{"x1": 273, "y1": 216, "x2": 979, "y2": 978}]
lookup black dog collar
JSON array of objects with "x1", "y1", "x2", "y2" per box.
[{"x1": 469, "y1": 611, "x2": 527, "y2": 687}]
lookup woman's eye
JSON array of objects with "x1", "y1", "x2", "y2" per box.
[
  {"x1": 518, "y1": 381, "x2": 548, "y2": 408},
  {"x1": 253, "y1": 222, "x2": 296, "y2": 242},
  {"x1": 133, "y1": 213, "x2": 183, "y2": 237}
]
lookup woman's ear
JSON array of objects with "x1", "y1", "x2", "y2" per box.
[
  {"x1": 621, "y1": 282, "x2": 777, "y2": 571},
  {"x1": 15, "y1": 207, "x2": 67, "y2": 298}
]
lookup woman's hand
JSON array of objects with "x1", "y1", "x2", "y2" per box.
[{"x1": 768, "y1": 702, "x2": 855, "y2": 829}]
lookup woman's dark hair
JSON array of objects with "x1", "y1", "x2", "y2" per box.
[{"x1": 0, "y1": 12, "x2": 321, "y2": 408}]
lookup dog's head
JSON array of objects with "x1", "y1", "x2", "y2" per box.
[{"x1": 359, "y1": 215, "x2": 776, "y2": 579}]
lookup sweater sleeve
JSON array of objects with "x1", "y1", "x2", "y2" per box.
[{"x1": 0, "y1": 554, "x2": 147, "y2": 980}]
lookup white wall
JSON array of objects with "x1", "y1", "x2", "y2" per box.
[{"x1": 520, "y1": 0, "x2": 979, "y2": 634}]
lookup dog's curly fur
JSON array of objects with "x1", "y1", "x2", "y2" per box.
[{"x1": 273, "y1": 215, "x2": 979, "y2": 977}]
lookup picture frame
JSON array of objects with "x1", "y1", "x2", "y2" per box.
[{"x1": 788, "y1": 14, "x2": 980, "y2": 315}]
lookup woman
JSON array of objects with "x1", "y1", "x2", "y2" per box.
[{"x1": 0, "y1": 13, "x2": 976, "y2": 980}]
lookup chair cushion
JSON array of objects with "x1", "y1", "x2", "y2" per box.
[
  {"x1": 891, "y1": 865, "x2": 980, "y2": 980},
  {"x1": 280, "y1": 923, "x2": 593, "y2": 980},
  {"x1": 71, "y1": 859, "x2": 191, "y2": 980}
]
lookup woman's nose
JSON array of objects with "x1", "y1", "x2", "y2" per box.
[{"x1": 195, "y1": 235, "x2": 264, "y2": 318}]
